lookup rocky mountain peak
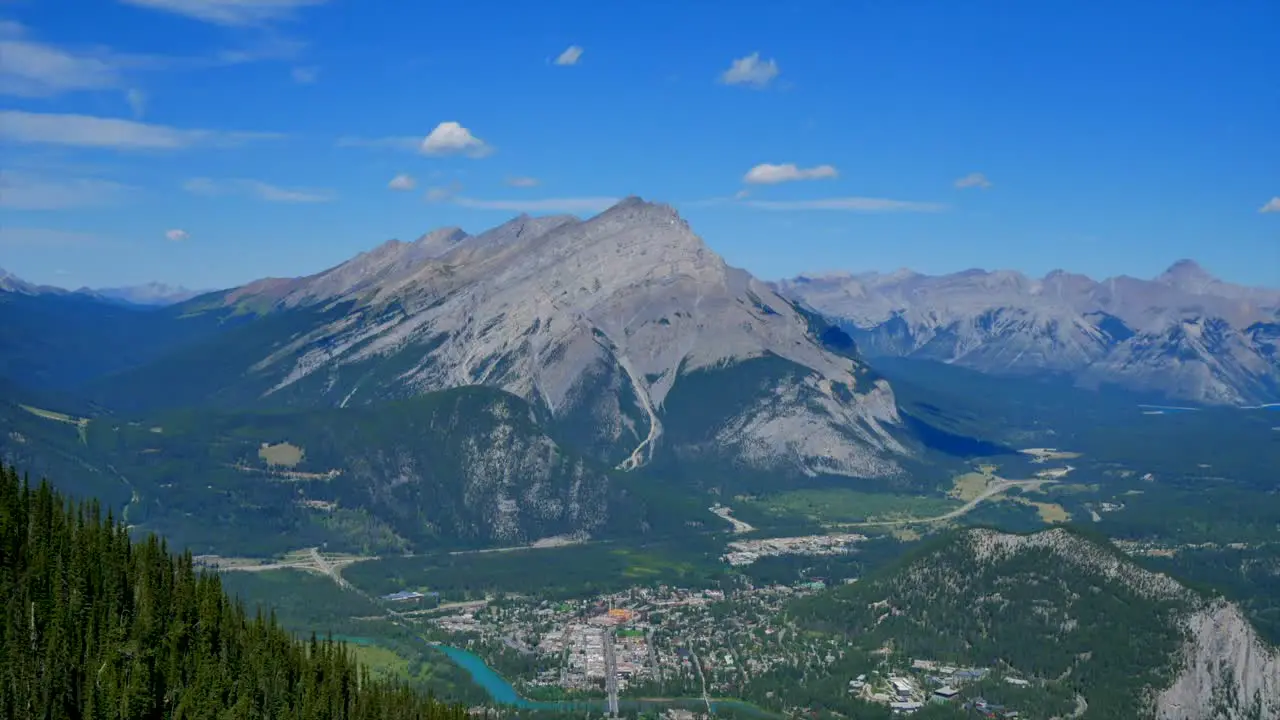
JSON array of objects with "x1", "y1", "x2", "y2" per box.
[
  {"x1": 211, "y1": 199, "x2": 910, "y2": 478},
  {"x1": 88, "y1": 282, "x2": 204, "y2": 306},
  {"x1": 597, "y1": 195, "x2": 684, "y2": 224},
  {"x1": 411, "y1": 227, "x2": 469, "y2": 256},
  {"x1": 0, "y1": 267, "x2": 28, "y2": 293},
  {"x1": 1156, "y1": 259, "x2": 1219, "y2": 293}
]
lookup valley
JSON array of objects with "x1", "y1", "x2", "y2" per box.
[
  {"x1": 3, "y1": 200, "x2": 1278, "y2": 720},
  {"x1": 4, "y1": 3, "x2": 1275, "y2": 718}
]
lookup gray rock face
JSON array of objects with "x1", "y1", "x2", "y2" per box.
[
  {"x1": 1156, "y1": 600, "x2": 1280, "y2": 720},
  {"x1": 776, "y1": 261, "x2": 1280, "y2": 405},
  {"x1": 221, "y1": 198, "x2": 908, "y2": 477}
]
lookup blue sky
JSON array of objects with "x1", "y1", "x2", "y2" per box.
[{"x1": 1, "y1": 0, "x2": 1277, "y2": 290}]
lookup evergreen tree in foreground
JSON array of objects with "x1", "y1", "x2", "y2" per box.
[{"x1": 0, "y1": 464, "x2": 469, "y2": 720}]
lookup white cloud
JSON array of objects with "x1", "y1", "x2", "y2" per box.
[
  {"x1": 165, "y1": 228, "x2": 190, "y2": 241},
  {"x1": 742, "y1": 196, "x2": 948, "y2": 213},
  {"x1": 0, "y1": 21, "x2": 302, "y2": 99},
  {"x1": 291, "y1": 65, "x2": 319, "y2": 84},
  {"x1": 954, "y1": 172, "x2": 992, "y2": 190},
  {"x1": 743, "y1": 163, "x2": 838, "y2": 185},
  {"x1": 421, "y1": 121, "x2": 492, "y2": 157},
  {"x1": 0, "y1": 169, "x2": 133, "y2": 209},
  {"x1": 734, "y1": 189, "x2": 750, "y2": 200},
  {"x1": 1260, "y1": 197, "x2": 1280, "y2": 214},
  {"x1": 505, "y1": 176, "x2": 540, "y2": 188},
  {"x1": 244, "y1": 180, "x2": 332, "y2": 203},
  {"x1": 0, "y1": 36, "x2": 121, "y2": 97},
  {"x1": 183, "y1": 177, "x2": 333, "y2": 203},
  {"x1": 424, "y1": 185, "x2": 459, "y2": 203},
  {"x1": 126, "y1": 88, "x2": 147, "y2": 118},
  {"x1": 0, "y1": 110, "x2": 281, "y2": 150},
  {"x1": 0, "y1": 227, "x2": 99, "y2": 247},
  {"x1": 119, "y1": 0, "x2": 330, "y2": 26},
  {"x1": 181, "y1": 177, "x2": 223, "y2": 196},
  {"x1": 451, "y1": 196, "x2": 619, "y2": 213},
  {"x1": 720, "y1": 52, "x2": 779, "y2": 88},
  {"x1": 554, "y1": 45, "x2": 583, "y2": 66},
  {"x1": 387, "y1": 173, "x2": 416, "y2": 191}
]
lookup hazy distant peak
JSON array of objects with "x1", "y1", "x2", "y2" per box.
[
  {"x1": 91, "y1": 282, "x2": 205, "y2": 306},
  {"x1": 1156, "y1": 258, "x2": 1219, "y2": 292},
  {"x1": 792, "y1": 271, "x2": 855, "y2": 283},
  {"x1": 0, "y1": 268, "x2": 34, "y2": 294}
]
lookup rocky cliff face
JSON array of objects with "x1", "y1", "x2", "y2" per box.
[
  {"x1": 1156, "y1": 601, "x2": 1280, "y2": 720},
  {"x1": 325, "y1": 389, "x2": 609, "y2": 547},
  {"x1": 776, "y1": 262, "x2": 1280, "y2": 405},
  {"x1": 179, "y1": 198, "x2": 908, "y2": 477}
]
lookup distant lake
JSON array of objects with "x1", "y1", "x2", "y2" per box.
[
  {"x1": 434, "y1": 644, "x2": 775, "y2": 717},
  {"x1": 1138, "y1": 404, "x2": 1200, "y2": 414}
]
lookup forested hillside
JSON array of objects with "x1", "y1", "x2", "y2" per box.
[
  {"x1": 789, "y1": 527, "x2": 1279, "y2": 720},
  {"x1": 0, "y1": 464, "x2": 467, "y2": 720}
]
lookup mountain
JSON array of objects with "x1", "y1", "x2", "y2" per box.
[
  {"x1": 793, "y1": 527, "x2": 1280, "y2": 720},
  {"x1": 91, "y1": 198, "x2": 913, "y2": 481},
  {"x1": 0, "y1": 282, "x2": 234, "y2": 392},
  {"x1": 0, "y1": 465, "x2": 469, "y2": 719},
  {"x1": 0, "y1": 267, "x2": 34, "y2": 294},
  {"x1": 88, "y1": 281, "x2": 206, "y2": 306},
  {"x1": 0, "y1": 267, "x2": 66, "y2": 296},
  {"x1": 776, "y1": 261, "x2": 1280, "y2": 405}
]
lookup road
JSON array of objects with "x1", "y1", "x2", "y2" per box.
[
  {"x1": 309, "y1": 547, "x2": 353, "y2": 590},
  {"x1": 840, "y1": 478, "x2": 1055, "y2": 528},
  {"x1": 604, "y1": 630, "x2": 620, "y2": 717},
  {"x1": 690, "y1": 650, "x2": 711, "y2": 715}
]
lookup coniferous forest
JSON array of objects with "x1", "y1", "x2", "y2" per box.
[{"x1": 0, "y1": 464, "x2": 468, "y2": 720}]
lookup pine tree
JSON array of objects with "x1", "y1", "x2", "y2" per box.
[{"x1": 0, "y1": 464, "x2": 469, "y2": 720}]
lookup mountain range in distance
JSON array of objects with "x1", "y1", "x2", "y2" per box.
[
  {"x1": 0, "y1": 268, "x2": 204, "y2": 307},
  {"x1": 7, "y1": 199, "x2": 1276, "y2": 409},
  {"x1": 778, "y1": 259, "x2": 1280, "y2": 406}
]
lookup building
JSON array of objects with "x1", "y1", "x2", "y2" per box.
[{"x1": 932, "y1": 686, "x2": 960, "y2": 702}]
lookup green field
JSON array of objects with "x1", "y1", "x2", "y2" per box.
[{"x1": 752, "y1": 488, "x2": 962, "y2": 525}]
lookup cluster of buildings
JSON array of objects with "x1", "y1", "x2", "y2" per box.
[
  {"x1": 721, "y1": 533, "x2": 868, "y2": 566},
  {"x1": 852, "y1": 660, "x2": 997, "y2": 715},
  {"x1": 423, "y1": 582, "x2": 833, "y2": 699},
  {"x1": 540, "y1": 623, "x2": 612, "y2": 687}
]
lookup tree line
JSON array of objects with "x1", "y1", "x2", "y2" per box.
[{"x1": 0, "y1": 463, "x2": 470, "y2": 720}]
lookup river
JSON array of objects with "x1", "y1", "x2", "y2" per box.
[{"x1": 434, "y1": 645, "x2": 775, "y2": 717}]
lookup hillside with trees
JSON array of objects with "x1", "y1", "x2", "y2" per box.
[{"x1": 0, "y1": 463, "x2": 468, "y2": 720}]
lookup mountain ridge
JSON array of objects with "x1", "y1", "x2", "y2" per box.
[
  {"x1": 75, "y1": 198, "x2": 913, "y2": 481},
  {"x1": 777, "y1": 261, "x2": 1280, "y2": 405}
]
